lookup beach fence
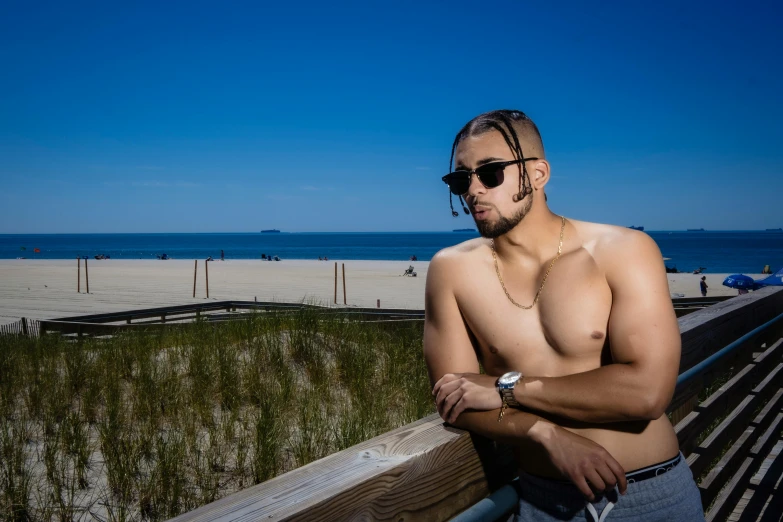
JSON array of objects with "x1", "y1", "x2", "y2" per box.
[
  {"x1": 169, "y1": 287, "x2": 783, "y2": 522},
  {"x1": 0, "y1": 317, "x2": 41, "y2": 337}
]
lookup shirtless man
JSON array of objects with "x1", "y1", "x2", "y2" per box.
[{"x1": 425, "y1": 110, "x2": 704, "y2": 520}]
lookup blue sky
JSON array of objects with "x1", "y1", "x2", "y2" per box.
[{"x1": 1, "y1": 0, "x2": 781, "y2": 233}]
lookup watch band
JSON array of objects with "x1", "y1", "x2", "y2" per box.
[
  {"x1": 497, "y1": 371, "x2": 522, "y2": 408},
  {"x1": 500, "y1": 386, "x2": 520, "y2": 407}
]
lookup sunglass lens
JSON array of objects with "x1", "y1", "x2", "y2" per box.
[
  {"x1": 443, "y1": 173, "x2": 470, "y2": 195},
  {"x1": 475, "y1": 164, "x2": 504, "y2": 188}
]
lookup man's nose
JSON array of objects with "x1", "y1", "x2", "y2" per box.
[{"x1": 466, "y1": 172, "x2": 486, "y2": 198}]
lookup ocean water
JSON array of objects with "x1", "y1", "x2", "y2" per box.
[{"x1": 1, "y1": 231, "x2": 782, "y2": 274}]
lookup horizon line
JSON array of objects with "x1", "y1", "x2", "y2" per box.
[{"x1": 1, "y1": 229, "x2": 782, "y2": 236}]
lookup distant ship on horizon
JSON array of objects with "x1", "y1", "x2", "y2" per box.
[
  {"x1": 687, "y1": 228, "x2": 706, "y2": 232},
  {"x1": 628, "y1": 225, "x2": 644, "y2": 231},
  {"x1": 453, "y1": 228, "x2": 477, "y2": 232},
  {"x1": 260, "y1": 229, "x2": 281, "y2": 233}
]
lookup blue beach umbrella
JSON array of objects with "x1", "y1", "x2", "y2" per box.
[
  {"x1": 754, "y1": 267, "x2": 783, "y2": 287},
  {"x1": 722, "y1": 274, "x2": 757, "y2": 289}
]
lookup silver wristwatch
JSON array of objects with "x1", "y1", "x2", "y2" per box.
[{"x1": 497, "y1": 371, "x2": 522, "y2": 407}]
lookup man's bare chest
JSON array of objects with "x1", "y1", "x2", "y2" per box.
[{"x1": 455, "y1": 249, "x2": 613, "y2": 376}]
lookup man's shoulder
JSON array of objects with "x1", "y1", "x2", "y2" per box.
[
  {"x1": 572, "y1": 220, "x2": 664, "y2": 289},
  {"x1": 430, "y1": 238, "x2": 488, "y2": 272},
  {"x1": 572, "y1": 220, "x2": 658, "y2": 259}
]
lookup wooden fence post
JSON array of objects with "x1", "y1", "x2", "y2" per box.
[
  {"x1": 85, "y1": 258, "x2": 89, "y2": 294},
  {"x1": 342, "y1": 263, "x2": 347, "y2": 305},
  {"x1": 21, "y1": 317, "x2": 28, "y2": 336},
  {"x1": 193, "y1": 260, "x2": 197, "y2": 298},
  {"x1": 334, "y1": 262, "x2": 337, "y2": 304},
  {"x1": 377, "y1": 299, "x2": 380, "y2": 308},
  {"x1": 205, "y1": 259, "x2": 209, "y2": 298},
  {"x1": 77, "y1": 257, "x2": 81, "y2": 293}
]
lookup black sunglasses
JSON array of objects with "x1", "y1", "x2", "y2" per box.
[{"x1": 442, "y1": 158, "x2": 539, "y2": 196}]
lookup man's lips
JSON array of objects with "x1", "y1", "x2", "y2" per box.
[{"x1": 471, "y1": 206, "x2": 492, "y2": 220}]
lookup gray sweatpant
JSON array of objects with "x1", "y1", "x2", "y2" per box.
[{"x1": 513, "y1": 453, "x2": 705, "y2": 521}]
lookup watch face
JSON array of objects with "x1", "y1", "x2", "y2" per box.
[{"x1": 499, "y1": 371, "x2": 521, "y2": 386}]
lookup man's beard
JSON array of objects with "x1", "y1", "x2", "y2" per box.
[{"x1": 475, "y1": 198, "x2": 532, "y2": 238}]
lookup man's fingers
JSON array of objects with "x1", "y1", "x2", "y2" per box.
[
  {"x1": 572, "y1": 476, "x2": 595, "y2": 501},
  {"x1": 433, "y1": 373, "x2": 464, "y2": 393},
  {"x1": 434, "y1": 379, "x2": 461, "y2": 410},
  {"x1": 584, "y1": 469, "x2": 606, "y2": 494},
  {"x1": 441, "y1": 388, "x2": 463, "y2": 423},
  {"x1": 605, "y1": 456, "x2": 627, "y2": 494},
  {"x1": 448, "y1": 397, "x2": 465, "y2": 423},
  {"x1": 594, "y1": 463, "x2": 619, "y2": 492},
  {"x1": 432, "y1": 374, "x2": 451, "y2": 396}
]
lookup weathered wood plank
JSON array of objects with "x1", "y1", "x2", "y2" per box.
[
  {"x1": 705, "y1": 456, "x2": 755, "y2": 521},
  {"x1": 689, "y1": 364, "x2": 783, "y2": 478},
  {"x1": 675, "y1": 364, "x2": 755, "y2": 456},
  {"x1": 700, "y1": 426, "x2": 755, "y2": 507},
  {"x1": 698, "y1": 390, "x2": 783, "y2": 506},
  {"x1": 170, "y1": 414, "x2": 516, "y2": 522},
  {"x1": 707, "y1": 416, "x2": 783, "y2": 521},
  {"x1": 670, "y1": 394, "x2": 699, "y2": 427},
  {"x1": 678, "y1": 287, "x2": 783, "y2": 373},
  {"x1": 743, "y1": 438, "x2": 783, "y2": 520},
  {"x1": 675, "y1": 339, "x2": 783, "y2": 456},
  {"x1": 667, "y1": 298, "x2": 783, "y2": 416}
]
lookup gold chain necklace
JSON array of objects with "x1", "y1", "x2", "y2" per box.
[{"x1": 491, "y1": 215, "x2": 566, "y2": 309}]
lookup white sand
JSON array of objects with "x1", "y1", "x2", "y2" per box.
[
  {"x1": 0, "y1": 259, "x2": 427, "y2": 324},
  {"x1": 0, "y1": 259, "x2": 762, "y2": 325}
]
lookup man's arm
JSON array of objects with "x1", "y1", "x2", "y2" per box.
[
  {"x1": 511, "y1": 232, "x2": 681, "y2": 423},
  {"x1": 424, "y1": 250, "x2": 627, "y2": 499},
  {"x1": 424, "y1": 251, "x2": 543, "y2": 441}
]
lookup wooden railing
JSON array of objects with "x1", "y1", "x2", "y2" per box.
[
  {"x1": 170, "y1": 287, "x2": 783, "y2": 522},
  {"x1": 24, "y1": 296, "x2": 722, "y2": 338},
  {"x1": 679, "y1": 336, "x2": 782, "y2": 520},
  {"x1": 35, "y1": 301, "x2": 424, "y2": 336}
]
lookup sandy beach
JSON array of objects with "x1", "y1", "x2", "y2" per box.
[{"x1": 0, "y1": 259, "x2": 762, "y2": 325}]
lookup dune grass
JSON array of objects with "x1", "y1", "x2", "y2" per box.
[{"x1": 0, "y1": 309, "x2": 432, "y2": 521}]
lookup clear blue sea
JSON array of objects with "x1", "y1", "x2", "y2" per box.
[{"x1": 1, "y1": 231, "x2": 782, "y2": 274}]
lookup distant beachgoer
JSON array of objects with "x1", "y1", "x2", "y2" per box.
[
  {"x1": 318, "y1": 256, "x2": 323, "y2": 261},
  {"x1": 324, "y1": 256, "x2": 328, "y2": 261},
  {"x1": 700, "y1": 276, "x2": 708, "y2": 297},
  {"x1": 221, "y1": 249, "x2": 225, "y2": 261}
]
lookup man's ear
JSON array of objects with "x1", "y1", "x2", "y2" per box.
[{"x1": 531, "y1": 159, "x2": 550, "y2": 191}]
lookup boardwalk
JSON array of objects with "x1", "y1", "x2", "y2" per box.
[{"x1": 728, "y1": 439, "x2": 783, "y2": 521}]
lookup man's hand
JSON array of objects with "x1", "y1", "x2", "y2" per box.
[
  {"x1": 532, "y1": 422, "x2": 628, "y2": 500},
  {"x1": 433, "y1": 373, "x2": 502, "y2": 423}
]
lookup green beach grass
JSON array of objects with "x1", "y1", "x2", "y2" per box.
[{"x1": 0, "y1": 309, "x2": 433, "y2": 521}]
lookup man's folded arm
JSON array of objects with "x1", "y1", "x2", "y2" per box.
[
  {"x1": 424, "y1": 252, "x2": 552, "y2": 444},
  {"x1": 512, "y1": 232, "x2": 682, "y2": 423}
]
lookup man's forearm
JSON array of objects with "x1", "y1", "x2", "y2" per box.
[
  {"x1": 515, "y1": 364, "x2": 671, "y2": 423},
  {"x1": 451, "y1": 408, "x2": 552, "y2": 447}
]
